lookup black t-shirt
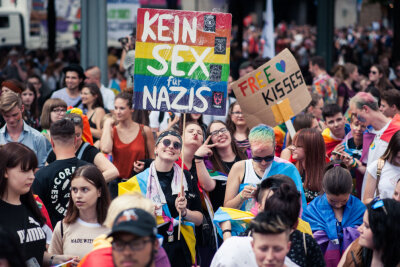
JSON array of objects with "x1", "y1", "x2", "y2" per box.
[
  {"x1": 0, "y1": 199, "x2": 46, "y2": 265},
  {"x1": 32, "y1": 157, "x2": 89, "y2": 226},
  {"x1": 156, "y1": 168, "x2": 202, "y2": 267},
  {"x1": 47, "y1": 142, "x2": 99, "y2": 164},
  {"x1": 209, "y1": 157, "x2": 240, "y2": 211},
  {"x1": 287, "y1": 230, "x2": 326, "y2": 267}
]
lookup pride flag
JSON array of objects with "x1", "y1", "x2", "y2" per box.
[
  {"x1": 119, "y1": 169, "x2": 197, "y2": 264},
  {"x1": 134, "y1": 8, "x2": 232, "y2": 115}
]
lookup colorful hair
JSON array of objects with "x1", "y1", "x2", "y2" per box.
[
  {"x1": 349, "y1": 92, "x2": 379, "y2": 111},
  {"x1": 248, "y1": 124, "x2": 276, "y2": 146}
]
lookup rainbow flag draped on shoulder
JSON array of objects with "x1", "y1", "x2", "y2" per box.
[
  {"x1": 118, "y1": 167, "x2": 197, "y2": 264},
  {"x1": 213, "y1": 207, "x2": 313, "y2": 238}
]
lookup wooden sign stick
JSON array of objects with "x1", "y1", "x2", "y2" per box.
[
  {"x1": 276, "y1": 100, "x2": 296, "y2": 139},
  {"x1": 178, "y1": 113, "x2": 187, "y2": 240}
]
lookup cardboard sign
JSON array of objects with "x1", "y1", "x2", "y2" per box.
[
  {"x1": 232, "y1": 48, "x2": 311, "y2": 128},
  {"x1": 133, "y1": 8, "x2": 232, "y2": 115}
]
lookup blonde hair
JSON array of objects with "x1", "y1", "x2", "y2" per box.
[
  {"x1": 103, "y1": 193, "x2": 155, "y2": 228},
  {"x1": 0, "y1": 91, "x2": 22, "y2": 113}
]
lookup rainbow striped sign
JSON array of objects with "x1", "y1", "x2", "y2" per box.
[{"x1": 134, "y1": 8, "x2": 232, "y2": 115}]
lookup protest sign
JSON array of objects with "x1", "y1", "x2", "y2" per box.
[
  {"x1": 133, "y1": 8, "x2": 232, "y2": 115},
  {"x1": 232, "y1": 48, "x2": 311, "y2": 129}
]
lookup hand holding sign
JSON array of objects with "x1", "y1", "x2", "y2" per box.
[{"x1": 232, "y1": 49, "x2": 311, "y2": 130}]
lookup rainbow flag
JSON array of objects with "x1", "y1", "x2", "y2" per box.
[
  {"x1": 208, "y1": 169, "x2": 228, "y2": 181},
  {"x1": 118, "y1": 169, "x2": 197, "y2": 264},
  {"x1": 322, "y1": 124, "x2": 350, "y2": 157},
  {"x1": 134, "y1": 8, "x2": 232, "y2": 115}
]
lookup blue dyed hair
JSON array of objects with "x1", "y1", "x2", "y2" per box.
[{"x1": 249, "y1": 124, "x2": 276, "y2": 146}]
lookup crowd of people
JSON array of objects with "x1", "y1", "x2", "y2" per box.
[{"x1": 1, "y1": 18, "x2": 400, "y2": 267}]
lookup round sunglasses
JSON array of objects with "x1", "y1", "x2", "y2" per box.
[{"x1": 161, "y1": 138, "x2": 182, "y2": 150}]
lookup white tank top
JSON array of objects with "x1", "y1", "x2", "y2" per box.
[{"x1": 243, "y1": 159, "x2": 262, "y2": 185}]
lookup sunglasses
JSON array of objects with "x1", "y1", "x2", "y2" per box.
[
  {"x1": 162, "y1": 138, "x2": 182, "y2": 150},
  {"x1": 253, "y1": 155, "x2": 274, "y2": 163},
  {"x1": 210, "y1": 127, "x2": 228, "y2": 136},
  {"x1": 371, "y1": 197, "x2": 387, "y2": 215},
  {"x1": 65, "y1": 116, "x2": 82, "y2": 124}
]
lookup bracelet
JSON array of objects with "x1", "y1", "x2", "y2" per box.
[
  {"x1": 194, "y1": 155, "x2": 204, "y2": 160},
  {"x1": 222, "y1": 229, "x2": 232, "y2": 234},
  {"x1": 49, "y1": 255, "x2": 55, "y2": 266},
  {"x1": 239, "y1": 192, "x2": 244, "y2": 200},
  {"x1": 351, "y1": 158, "x2": 357, "y2": 168}
]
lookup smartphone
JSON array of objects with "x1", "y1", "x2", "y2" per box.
[
  {"x1": 332, "y1": 151, "x2": 350, "y2": 159},
  {"x1": 332, "y1": 151, "x2": 342, "y2": 157}
]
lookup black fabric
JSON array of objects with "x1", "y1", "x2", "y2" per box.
[
  {"x1": 88, "y1": 112, "x2": 98, "y2": 143},
  {"x1": 0, "y1": 199, "x2": 46, "y2": 265},
  {"x1": 32, "y1": 157, "x2": 89, "y2": 226},
  {"x1": 287, "y1": 230, "x2": 326, "y2": 267},
  {"x1": 47, "y1": 142, "x2": 99, "y2": 164},
  {"x1": 209, "y1": 157, "x2": 240, "y2": 211},
  {"x1": 156, "y1": 168, "x2": 202, "y2": 267},
  {"x1": 189, "y1": 161, "x2": 217, "y2": 267}
]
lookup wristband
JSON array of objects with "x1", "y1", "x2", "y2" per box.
[
  {"x1": 351, "y1": 158, "x2": 357, "y2": 168},
  {"x1": 194, "y1": 155, "x2": 204, "y2": 160},
  {"x1": 49, "y1": 255, "x2": 55, "y2": 266},
  {"x1": 222, "y1": 229, "x2": 232, "y2": 234},
  {"x1": 239, "y1": 192, "x2": 244, "y2": 200}
]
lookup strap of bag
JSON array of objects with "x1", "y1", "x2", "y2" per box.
[
  {"x1": 303, "y1": 232, "x2": 307, "y2": 256},
  {"x1": 77, "y1": 142, "x2": 90, "y2": 160},
  {"x1": 61, "y1": 220, "x2": 64, "y2": 239},
  {"x1": 73, "y1": 99, "x2": 82, "y2": 108},
  {"x1": 140, "y1": 124, "x2": 149, "y2": 159},
  {"x1": 376, "y1": 158, "x2": 385, "y2": 197}
]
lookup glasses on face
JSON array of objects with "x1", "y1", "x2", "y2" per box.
[
  {"x1": 231, "y1": 111, "x2": 243, "y2": 116},
  {"x1": 371, "y1": 197, "x2": 388, "y2": 215},
  {"x1": 162, "y1": 138, "x2": 182, "y2": 150},
  {"x1": 112, "y1": 238, "x2": 152, "y2": 252},
  {"x1": 210, "y1": 127, "x2": 228, "y2": 137},
  {"x1": 52, "y1": 108, "x2": 67, "y2": 114},
  {"x1": 252, "y1": 155, "x2": 274, "y2": 163}
]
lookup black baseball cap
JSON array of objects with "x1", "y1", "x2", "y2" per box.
[
  {"x1": 107, "y1": 208, "x2": 157, "y2": 238},
  {"x1": 63, "y1": 64, "x2": 85, "y2": 79}
]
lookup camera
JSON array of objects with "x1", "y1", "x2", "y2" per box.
[{"x1": 118, "y1": 37, "x2": 129, "y2": 44}]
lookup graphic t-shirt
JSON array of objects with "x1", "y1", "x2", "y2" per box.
[
  {"x1": 49, "y1": 218, "x2": 109, "y2": 258},
  {"x1": 32, "y1": 157, "x2": 89, "y2": 226},
  {"x1": 0, "y1": 199, "x2": 46, "y2": 265}
]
